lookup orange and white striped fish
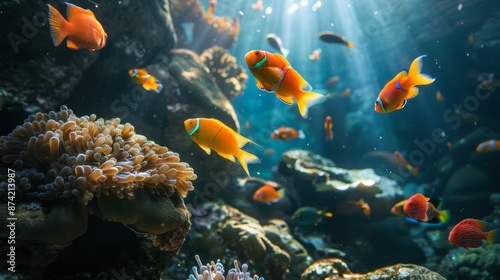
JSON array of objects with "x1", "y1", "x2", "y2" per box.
[
  {"x1": 271, "y1": 126, "x2": 305, "y2": 140},
  {"x1": 128, "y1": 69, "x2": 163, "y2": 93},
  {"x1": 245, "y1": 50, "x2": 326, "y2": 118},
  {"x1": 184, "y1": 118, "x2": 260, "y2": 177}
]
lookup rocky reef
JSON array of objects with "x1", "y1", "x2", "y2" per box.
[{"x1": 0, "y1": 106, "x2": 196, "y2": 278}]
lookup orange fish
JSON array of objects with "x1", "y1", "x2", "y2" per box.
[
  {"x1": 251, "y1": 0, "x2": 264, "y2": 11},
  {"x1": 128, "y1": 69, "x2": 163, "y2": 93},
  {"x1": 403, "y1": 193, "x2": 449, "y2": 223},
  {"x1": 374, "y1": 55, "x2": 435, "y2": 113},
  {"x1": 335, "y1": 198, "x2": 371, "y2": 217},
  {"x1": 208, "y1": 0, "x2": 217, "y2": 14},
  {"x1": 271, "y1": 126, "x2": 305, "y2": 140},
  {"x1": 342, "y1": 88, "x2": 351, "y2": 97},
  {"x1": 324, "y1": 116, "x2": 333, "y2": 141},
  {"x1": 449, "y1": 219, "x2": 497, "y2": 249},
  {"x1": 253, "y1": 183, "x2": 284, "y2": 204},
  {"x1": 47, "y1": 3, "x2": 107, "y2": 51},
  {"x1": 184, "y1": 118, "x2": 260, "y2": 177},
  {"x1": 394, "y1": 151, "x2": 419, "y2": 176},
  {"x1": 476, "y1": 139, "x2": 500, "y2": 152},
  {"x1": 325, "y1": 76, "x2": 341, "y2": 87},
  {"x1": 308, "y1": 48, "x2": 321, "y2": 61},
  {"x1": 245, "y1": 50, "x2": 326, "y2": 118},
  {"x1": 447, "y1": 141, "x2": 453, "y2": 149},
  {"x1": 436, "y1": 91, "x2": 444, "y2": 102}
]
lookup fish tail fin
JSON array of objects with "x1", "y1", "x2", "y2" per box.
[
  {"x1": 276, "y1": 188, "x2": 285, "y2": 199},
  {"x1": 486, "y1": 229, "x2": 498, "y2": 244},
  {"x1": 281, "y1": 47, "x2": 290, "y2": 58},
  {"x1": 407, "y1": 55, "x2": 435, "y2": 87},
  {"x1": 298, "y1": 129, "x2": 306, "y2": 139},
  {"x1": 47, "y1": 4, "x2": 69, "y2": 46},
  {"x1": 347, "y1": 42, "x2": 354, "y2": 48},
  {"x1": 296, "y1": 91, "x2": 326, "y2": 118},
  {"x1": 143, "y1": 76, "x2": 163, "y2": 93},
  {"x1": 437, "y1": 209, "x2": 450, "y2": 224},
  {"x1": 411, "y1": 165, "x2": 419, "y2": 176},
  {"x1": 236, "y1": 150, "x2": 261, "y2": 177}
]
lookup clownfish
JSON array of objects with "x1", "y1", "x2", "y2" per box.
[
  {"x1": 449, "y1": 218, "x2": 497, "y2": 249},
  {"x1": 374, "y1": 55, "x2": 435, "y2": 113},
  {"x1": 253, "y1": 183, "x2": 284, "y2": 204},
  {"x1": 245, "y1": 50, "x2": 326, "y2": 118},
  {"x1": 47, "y1": 3, "x2": 107, "y2": 51},
  {"x1": 271, "y1": 126, "x2": 305, "y2": 140},
  {"x1": 184, "y1": 118, "x2": 260, "y2": 177},
  {"x1": 128, "y1": 69, "x2": 163, "y2": 93},
  {"x1": 324, "y1": 116, "x2": 333, "y2": 141},
  {"x1": 476, "y1": 139, "x2": 500, "y2": 152}
]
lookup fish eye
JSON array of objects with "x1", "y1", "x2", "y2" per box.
[{"x1": 255, "y1": 51, "x2": 260, "y2": 56}]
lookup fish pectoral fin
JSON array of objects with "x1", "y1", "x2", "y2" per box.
[
  {"x1": 396, "y1": 99, "x2": 408, "y2": 110},
  {"x1": 406, "y1": 87, "x2": 419, "y2": 99},
  {"x1": 256, "y1": 80, "x2": 272, "y2": 92},
  {"x1": 66, "y1": 39, "x2": 80, "y2": 50},
  {"x1": 217, "y1": 152, "x2": 236, "y2": 162},
  {"x1": 384, "y1": 70, "x2": 408, "y2": 88},
  {"x1": 276, "y1": 94, "x2": 294, "y2": 105},
  {"x1": 66, "y1": 3, "x2": 95, "y2": 20},
  {"x1": 274, "y1": 53, "x2": 291, "y2": 66},
  {"x1": 197, "y1": 143, "x2": 212, "y2": 155}
]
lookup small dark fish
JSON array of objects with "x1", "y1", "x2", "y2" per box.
[
  {"x1": 266, "y1": 33, "x2": 289, "y2": 57},
  {"x1": 318, "y1": 31, "x2": 354, "y2": 48}
]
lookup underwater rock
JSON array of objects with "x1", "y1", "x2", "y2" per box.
[
  {"x1": 438, "y1": 244, "x2": 500, "y2": 280},
  {"x1": 442, "y1": 165, "x2": 493, "y2": 223},
  {"x1": 186, "y1": 201, "x2": 310, "y2": 279},
  {"x1": 301, "y1": 260, "x2": 446, "y2": 280},
  {"x1": 0, "y1": 106, "x2": 196, "y2": 278},
  {"x1": 277, "y1": 150, "x2": 402, "y2": 218},
  {"x1": 200, "y1": 46, "x2": 248, "y2": 100},
  {"x1": 436, "y1": 127, "x2": 500, "y2": 177}
]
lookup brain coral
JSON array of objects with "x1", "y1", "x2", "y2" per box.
[{"x1": 0, "y1": 105, "x2": 196, "y2": 203}]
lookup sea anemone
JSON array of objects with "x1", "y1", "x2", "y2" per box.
[
  {"x1": 189, "y1": 255, "x2": 264, "y2": 280},
  {"x1": 0, "y1": 105, "x2": 196, "y2": 204},
  {"x1": 200, "y1": 46, "x2": 248, "y2": 100}
]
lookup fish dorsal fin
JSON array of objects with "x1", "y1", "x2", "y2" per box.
[
  {"x1": 385, "y1": 70, "x2": 407, "y2": 89},
  {"x1": 66, "y1": 3, "x2": 95, "y2": 20},
  {"x1": 274, "y1": 53, "x2": 291, "y2": 66},
  {"x1": 407, "y1": 87, "x2": 420, "y2": 99},
  {"x1": 467, "y1": 218, "x2": 491, "y2": 231},
  {"x1": 276, "y1": 93, "x2": 293, "y2": 104},
  {"x1": 66, "y1": 38, "x2": 80, "y2": 50}
]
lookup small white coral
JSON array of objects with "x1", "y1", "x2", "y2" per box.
[{"x1": 189, "y1": 255, "x2": 264, "y2": 280}]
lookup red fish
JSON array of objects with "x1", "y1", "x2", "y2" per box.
[
  {"x1": 449, "y1": 219, "x2": 498, "y2": 249},
  {"x1": 324, "y1": 116, "x2": 333, "y2": 141},
  {"x1": 374, "y1": 55, "x2": 435, "y2": 113},
  {"x1": 253, "y1": 183, "x2": 284, "y2": 204},
  {"x1": 394, "y1": 151, "x2": 419, "y2": 176},
  {"x1": 476, "y1": 139, "x2": 500, "y2": 152},
  {"x1": 47, "y1": 3, "x2": 107, "y2": 51},
  {"x1": 271, "y1": 126, "x2": 305, "y2": 140},
  {"x1": 245, "y1": 50, "x2": 326, "y2": 118},
  {"x1": 402, "y1": 193, "x2": 449, "y2": 224}
]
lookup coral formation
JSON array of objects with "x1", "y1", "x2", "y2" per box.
[
  {"x1": 186, "y1": 201, "x2": 310, "y2": 279},
  {"x1": 302, "y1": 261, "x2": 446, "y2": 280},
  {"x1": 438, "y1": 244, "x2": 500, "y2": 280},
  {"x1": 200, "y1": 46, "x2": 248, "y2": 100},
  {"x1": 0, "y1": 105, "x2": 196, "y2": 204},
  {"x1": 189, "y1": 254, "x2": 264, "y2": 280}
]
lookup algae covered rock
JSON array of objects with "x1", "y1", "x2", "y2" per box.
[{"x1": 439, "y1": 245, "x2": 500, "y2": 280}]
